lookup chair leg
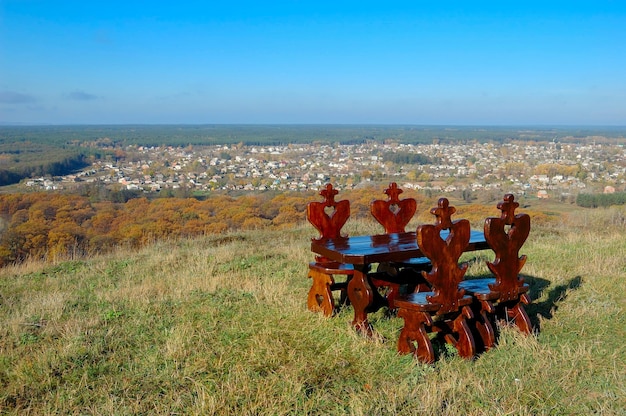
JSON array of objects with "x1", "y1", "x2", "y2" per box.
[
  {"x1": 397, "y1": 308, "x2": 435, "y2": 363},
  {"x1": 474, "y1": 300, "x2": 497, "y2": 351},
  {"x1": 450, "y1": 306, "x2": 476, "y2": 360},
  {"x1": 508, "y1": 293, "x2": 533, "y2": 334},
  {"x1": 307, "y1": 269, "x2": 335, "y2": 317}
]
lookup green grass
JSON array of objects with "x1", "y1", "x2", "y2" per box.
[{"x1": 1, "y1": 207, "x2": 625, "y2": 415}]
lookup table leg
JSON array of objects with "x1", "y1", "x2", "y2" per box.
[{"x1": 347, "y1": 265, "x2": 374, "y2": 334}]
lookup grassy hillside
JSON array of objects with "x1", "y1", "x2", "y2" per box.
[{"x1": 1, "y1": 206, "x2": 625, "y2": 415}]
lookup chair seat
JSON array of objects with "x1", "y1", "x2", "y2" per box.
[
  {"x1": 459, "y1": 278, "x2": 529, "y2": 301},
  {"x1": 309, "y1": 261, "x2": 354, "y2": 275},
  {"x1": 395, "y1": 292, "x2": 439, "y2": 312},
  {"x1": 395, "y1": 292, "x2": 474, "y2": 313}
]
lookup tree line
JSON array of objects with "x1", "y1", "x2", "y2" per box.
[
  {"x1": 0, "y1": 190, "x2": 375, "y2": 265},
  {"x1": 0, "y1": 153, "x2": 90, "y2": 186},
  {"x1": 576, "y1": 192, "x2": 626, "y2": 208},
  {"x1": 382, "y1": 152, "x2": 435, "y2": 165},
  {"x1": 4, "y1": 125, "x2": 624, "y2": 149}
]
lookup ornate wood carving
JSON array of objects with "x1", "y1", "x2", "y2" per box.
[
  {"x1": 370, "y1": 182, "x2": 425, "y2": 306},
  {"x1": 395, "y1": 198, "x2": 476, "y2": 362},
  {"x1": 306, "y1": 184, "x2": 352, "y2": 316},
  {"x1": 460, "y1": 193, "x2": 533, "y2": 351},
  {"x1": 370, "y1": 182, "x2": 417, "y2": 233},
  {"x1": 418, "y1": 198, "x2": 471, "y2": 314},
  {"x1": 484, "y1": 193, "x2": 532, "y2": 334},
  {"x1": 484, "y1": 194, "x2": 531, "y2": 302},
  {"x1": 307, "y1": 183, "x2": 350, "y2": 242}
]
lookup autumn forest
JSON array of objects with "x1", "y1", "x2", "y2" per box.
[{"x1": 0, "y1": 187, "x2": 559, "y2": 267}]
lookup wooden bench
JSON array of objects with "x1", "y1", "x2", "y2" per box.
[
  {"x1": 395, "y1": 198, "x2": 476, "y2": 363},
  {"x1": 306, "y1": 183, "x2": 353, "y2": 316},
  {"x1": 459, "y1": 194, "x2": 533, "y2": 350}
]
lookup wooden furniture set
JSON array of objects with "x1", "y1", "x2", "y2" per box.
[{"x1": 307, "y1": 183, "x2": 533, "y2": 363}]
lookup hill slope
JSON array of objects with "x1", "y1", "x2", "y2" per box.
[{"x1": 1, "y1": 208, "x2": 625, "y2": 414}]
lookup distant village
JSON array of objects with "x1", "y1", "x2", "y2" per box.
[{"x1": 23, "y1": 139, "x2": 626, "y2": 199}]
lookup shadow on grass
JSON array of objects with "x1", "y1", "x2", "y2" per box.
[
  {"x1": 450, "y1": 265, "x2": 582, "y2": 337},
  {"x1": 525, "y1": 274, "x2": 583, "y2": 332}
]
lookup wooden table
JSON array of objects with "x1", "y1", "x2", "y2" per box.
[{"x1": 310, "y1": 230, "x2": 490, "y2": 333}]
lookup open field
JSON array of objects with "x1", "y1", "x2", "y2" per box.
[{"x1": 1, "y1": 205, "x2": 625, "y2": 415}]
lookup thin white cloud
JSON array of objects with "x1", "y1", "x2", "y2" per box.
[
  {"x1": 0, "y1": 91, "x2": 37, "y2": 104},
  {"x1": 66, "y1": 90, "x2": 100, "y2": 101}
]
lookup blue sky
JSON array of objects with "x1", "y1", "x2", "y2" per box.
[{"x1": 1, "y1": 1, "x2": 625, "y2": 125}]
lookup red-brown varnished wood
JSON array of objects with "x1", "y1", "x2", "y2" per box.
[
  {"x1": 307, "y1": 183, "x2": 350, "y2": 242},
  {"x1": 417, "y1": 199, "x2": 471, "y2": 314},
  {"x1": 310, "y1": 230, "x2": 489, "y2": 265},
  {"x1": 371, "y1": 182, "x2": 432, "y2": 297},
  {"x1": 370, "y1": 182, "x2": 417, "y2": 233},
  {"x1": 397, "y1": 307, "x2": 435, "y2": 362},
  {"x1": 306, "y1": 184, "x2": 353, "y2": 316},
  {"x1": 307, "y1": 263, "x2": 353, "y2": 316},
  {"x1": 395, "y1": 198, "x2": 476, "y2": 362},
  {"x1": 369, "y1": 182, "x2": 428, "y2": 307},
  {"x1": 310, "y1": 229, "x2": 489, "y2": 330},
  {"x1": 484, "y1": 194, "x2": 531, "y2": 302},
  {"x1": 347, "y1": 266, "x2": 376, "y2": 335},
  {"x1": 460, "y1": 193, "x2": 533, "y2": 350}
]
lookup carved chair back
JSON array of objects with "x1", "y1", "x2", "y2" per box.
[
  {"x1": 307, "y1": 184, "x2": 350, "y2": 262},
  {"x1": 484, "y1": 194, "x2": 531, "y2": 302},
  {"x1": 417, "y1": 198, "x2": 471, "y2": 314},
  {"x1": 370, "y1": 182, "x2": 417, "y2": 233}
]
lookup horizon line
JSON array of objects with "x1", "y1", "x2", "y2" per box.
[{"x1": 2, "y1": 122, "x2": 626, "y2": 129}]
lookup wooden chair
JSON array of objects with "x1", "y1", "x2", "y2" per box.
[
  {"x1": 306, "y1": 183, "x2": 353, "y2": 316},
  {"x1": 371, "y1": 182, "x2": 417, "y2": 234},
  {"x1": 459, "y1": 194, "x2": 532, "y2": 350},
  {"x1": 369, "y1": 182, "x2": 431, "y2": 307},
  {"x1": 395, "y1": 198, "x2": 476, "y2": 363}
]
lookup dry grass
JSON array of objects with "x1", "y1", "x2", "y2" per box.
[{"x1": 0, "y1": 206, "x2": 625, "y2": 415}]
